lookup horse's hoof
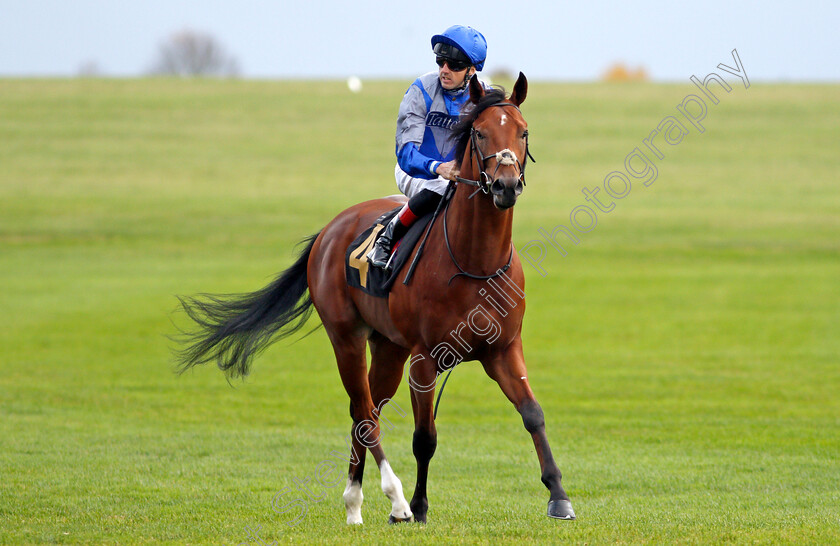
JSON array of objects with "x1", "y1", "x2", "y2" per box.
[
  {"x1": 547, "y1": 499, "x2": 576, "y2": 520},
  {"x1": 388, "y1": 514, "x2": 414, "y2": 524}
]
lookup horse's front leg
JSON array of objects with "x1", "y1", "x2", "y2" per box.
[
  {"x1": 481, "y1": 336, "x2": 576, "y2": 520},
  {"x1": 406, "y1": 350, "x2": 438, "y2": 523}
]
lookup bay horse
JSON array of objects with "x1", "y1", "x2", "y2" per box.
[{"x1": 176, "y1": 73, "x2": 575, "y2": 523}]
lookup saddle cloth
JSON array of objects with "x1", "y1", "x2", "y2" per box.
[{"x1": 345, "y1": 207, "x2": 433, "y2": 298}]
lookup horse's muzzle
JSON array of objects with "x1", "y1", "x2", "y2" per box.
[{"x1": 490, "y1": 176, "x2": 524, "y2": 210}]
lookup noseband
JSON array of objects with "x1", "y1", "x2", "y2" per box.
[{"x1": 455, "y1": 102, "x2": 537, "y2": 198}]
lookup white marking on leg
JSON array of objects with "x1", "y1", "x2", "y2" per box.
[
  {"x1": 500, "y1": 114, "x2": 508, "y2": 126},
  {"x1": 379, "y1": 460, "x2": 412, "y2": 520},
  {"x1": 343, "y1": 478, "x2": 364, "y2": 525}
]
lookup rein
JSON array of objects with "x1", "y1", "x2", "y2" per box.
[{"x1": 442, "y1": 193, "x2": 513, "y2": 285}]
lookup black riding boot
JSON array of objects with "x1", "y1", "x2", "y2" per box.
[
  {"x1": 367, "y1": 212, "x2": 406, "y2": 271},
  {"x1": 367, "y1": 191, "x2": 442, "y2": 271}
]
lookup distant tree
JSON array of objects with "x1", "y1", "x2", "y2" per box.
[
  {"x1": 488, "y1": 67, "x2": 514, "y2": 84},
  {"x1": 77, "y1": 60, "x2": 102, "y2": 78},
  {"x1": 150, "y1": 29, "x2": 240, "y2": 77},
  {"x1": 602, "y1": 62, "x2": 649, "y2": 82}
]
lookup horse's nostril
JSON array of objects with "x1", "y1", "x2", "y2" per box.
[
  {"x1": 491, "y1": 180, "x2": 505, "y2": 195},
  {"x1": 515, "y1": 181, "x2": 524, "y2": 195}
]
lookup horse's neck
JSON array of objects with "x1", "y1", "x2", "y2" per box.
[{"x1": 445, "y1": 177, "x2": 513, "y2": 275}]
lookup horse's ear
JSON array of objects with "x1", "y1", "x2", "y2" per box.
[
  {"x1": 509, "y1": 72, "x2": 528, "y2": 107},
  {"x1": 469, "y1": 74, "x2": 485, "y2": 104}
]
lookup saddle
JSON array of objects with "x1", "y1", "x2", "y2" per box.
[{"x1": 345, "y1": 207, "x2": 434, "y2": 298}]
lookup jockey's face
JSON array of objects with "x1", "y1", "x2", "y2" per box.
[{"x1": 438, "y1": 61, "x2": 474, "y2": 90}]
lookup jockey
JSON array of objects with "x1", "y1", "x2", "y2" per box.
[{"x1": 367, "y1": 25, "x2": 488, "y2": 270}]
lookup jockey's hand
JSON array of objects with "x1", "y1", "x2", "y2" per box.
[{"x1": 435, "y1": 160, "x2": 460, "y2": 181}]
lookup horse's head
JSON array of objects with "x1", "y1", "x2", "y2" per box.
[{"x1": 461, "y1": 72, "x2": 533, "y2": 210}]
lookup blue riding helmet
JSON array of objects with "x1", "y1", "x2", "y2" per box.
[{"x1": 431, "y1": 25, "x2": 487, "y2": 71}]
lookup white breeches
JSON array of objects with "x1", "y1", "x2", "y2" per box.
[{"x1": 395, "y1": 164, "x2": 449, "y2": 198}]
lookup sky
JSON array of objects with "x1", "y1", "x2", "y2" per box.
[{"x1": 1, "y1": 0, "x2": 838, "y2": 81}]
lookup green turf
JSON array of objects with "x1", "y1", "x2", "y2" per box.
[{"x1": 1, "y1": 78, "x2": 838, "y2": 544}]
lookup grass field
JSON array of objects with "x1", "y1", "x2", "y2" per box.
[{"x1": 1, "y1": 77, "x2": 838, "y2": 544}]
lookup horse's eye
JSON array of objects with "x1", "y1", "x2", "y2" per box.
[
  {"x1": 475, "y1": 131, "x2": 485, "y2": 140},
  {"x1": 522, "y1": 130, "x2": 529, "y2": 139}
]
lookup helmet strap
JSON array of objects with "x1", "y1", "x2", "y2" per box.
[{"x1": 451, "y1": 69, "x2": 475, "y2": 92}]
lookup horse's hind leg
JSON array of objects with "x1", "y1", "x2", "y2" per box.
[
  {"x1": 319, "y1": 325, "x2": 371, "y2": 524},
  {"x1": 343, "y1": 399, "x2": 366, "y2": 525},
  {"x1": 307, "y1": 217, "x2": 411, "y2": 523},
  {"x1": 328, "y1": 328, "x2": 412, "y2": 524},
  {"x1": 367, "y1": 332, "x2": 413, "y2": 523}
]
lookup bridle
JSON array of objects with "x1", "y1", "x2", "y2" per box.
[
  {"x1": 404, "y1": 100, "x2": 537, "y2": 286},
  {"x1": 441, "y1": 102, "x2": 537, "y2": 284},
  {"x1": 455, "y1": 102, "x2": 537, "y2": 198}
]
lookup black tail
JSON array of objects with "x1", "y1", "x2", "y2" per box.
[{"x1": 175, "y1": 232, "x2": 320, "y2": 378}]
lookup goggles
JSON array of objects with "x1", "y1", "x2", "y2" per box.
[
  {"x1": 436, "y1": 57, "x2": 471, "y2": 72},
  {"x1": 433, "y1": 42, "x2": 472, "y2": 72}
]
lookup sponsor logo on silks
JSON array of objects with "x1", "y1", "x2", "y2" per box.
[{"x1": 426, "y1": 111, "x2": 459, "y2": 130}]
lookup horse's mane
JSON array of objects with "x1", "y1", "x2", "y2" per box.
[{"x1": 452, "y1": 86, "x2": 508, "y2": 166}]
